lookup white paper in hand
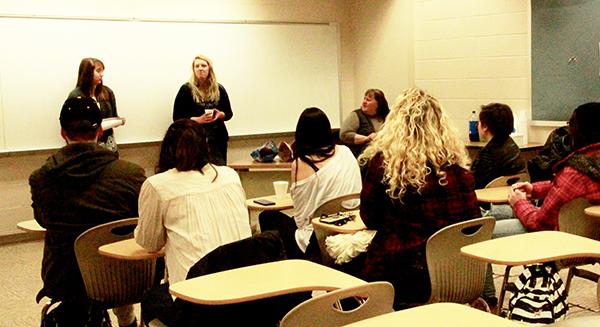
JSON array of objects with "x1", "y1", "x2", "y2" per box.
[{"x1": 101, "y1": 118, "x2": 124, "y2": 131}]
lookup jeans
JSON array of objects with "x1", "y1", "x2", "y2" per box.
[{"x1": 483, "y1": 204, "x2": 527, "y2": 300}]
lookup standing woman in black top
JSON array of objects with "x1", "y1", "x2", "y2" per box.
[
  {"x1": 69, "y1": 57, "x2": 125, "y2": 153},
  {"x1": 173, "y1": 54, "x2": 232, "y2": 165}
]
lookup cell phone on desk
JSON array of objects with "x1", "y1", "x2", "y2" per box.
[{"x1": 253, "y1": 198, "x2": 276, "y2": 206}]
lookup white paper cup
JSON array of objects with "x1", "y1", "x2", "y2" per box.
[
  {"x1": 273, "y1": 181, "x2": 289, "y2": 200},
  {"x1": 205, "y1": 109, "x2": 214, "y2": 117}
]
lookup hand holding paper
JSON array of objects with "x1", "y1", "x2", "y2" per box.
[{"x1": 101, "y1": 118, "x2": 125, "y2": 131}]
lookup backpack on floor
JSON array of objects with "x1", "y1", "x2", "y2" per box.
[{"x1": 508, "y1": 263, "x2": 568, "y2": 324}]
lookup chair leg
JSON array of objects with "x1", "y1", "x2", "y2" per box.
[
  {"x1": 564, "y1": 266, "x2": 599, "y2": 298},
  {"x1": 564, "y1": 267, "x2": 576, "y2": 297},
  {"x1": 496, "y1": 265, "x2": 513, "y2": 316}
]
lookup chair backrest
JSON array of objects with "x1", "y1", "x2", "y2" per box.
[
  {"x1": 312, "y1": 193, "x2": 361, "y2": 266},
  {"x1": 557, "y1": 197, "x2": 600, "y2": 269},
  {"x1": 558, "y1": 197, "x2": 600, "y2": 240},
  {"x1": 74, "y1": 218, "x2": 158, "y2": 309},
  {"x1": 279, "y1": 281, "x2": 395, "y2": 327},
  {"x1": 485, "y1": 172, "x2": 529, "y2": 188},
  {"x1": 313, "y1": 193, "x2": 361, "y2": 218},
  {"x1": 426, "y1": 217, "x2": 495, "y2": 304}
]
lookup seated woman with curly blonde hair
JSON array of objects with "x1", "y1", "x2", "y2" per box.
[{"x1": 358, "y1": 88, "x2": 480, "y2": 309}]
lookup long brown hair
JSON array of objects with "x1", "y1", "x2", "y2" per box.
[
  {"x1": 76, "y1": 57, "x2": 108, "y2": 99},
  {"x1": 156, "y1": 119, "x2": 215, "y2": 179}
]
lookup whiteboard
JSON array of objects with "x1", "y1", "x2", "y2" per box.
[{"x1": 0, "y1": 17, "x2": 340, "y2": 152}]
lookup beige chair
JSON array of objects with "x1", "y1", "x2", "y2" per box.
[
  {"x1": 426, "y1": 217, "x2": 495, "y2": 306},
  {"x1": 312, "y1": 193, "x2": 361, "y2": 266},
  {"x1": 74, "y1": 218, "x2": 160, "y2": 324},
  {"x1": 279, "y1": 281, "x2": 394, "y2": 327},
  {"x1": 557, "y1": 197, "x2": 600, "y2": 296},
  {"x1": 484, "y1": 171, "x2": 529, "y2": 188}
]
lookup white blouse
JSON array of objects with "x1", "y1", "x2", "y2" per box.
[
  {"x1": 135, "y1": 165, "x2": 251, "y2": 284},
  {"x1": 291, "y1": 145, "x2": 362, "y2": 252}
]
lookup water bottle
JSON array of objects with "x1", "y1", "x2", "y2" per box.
[{"x1": 468, "y1": 111, "x2": 479, "y2": 142}]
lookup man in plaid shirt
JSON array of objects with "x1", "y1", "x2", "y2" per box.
[{"x1": 509, "y1": 102, "x2": 600, "y2": 231}]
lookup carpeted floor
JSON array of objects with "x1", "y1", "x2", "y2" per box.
[{"x1": 1, "y1": 240, "x2": 598, "y2": 326}]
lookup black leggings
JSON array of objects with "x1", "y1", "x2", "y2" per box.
[{"x1": 258, "y1": 211, "x2": 321, "y2": 263}]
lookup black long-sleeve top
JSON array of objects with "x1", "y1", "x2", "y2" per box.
[{"x1": 172, "y1": 83, "x2": 232, "y2": 141}]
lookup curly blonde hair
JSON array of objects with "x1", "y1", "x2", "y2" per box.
[
  {"x1": 358, "y1": 88, "x2": 470, "y2": 200},
  {"x1": 188, "y1": 54, "x2": 220, "y2": 104}
]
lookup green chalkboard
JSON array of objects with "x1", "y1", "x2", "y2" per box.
[{"x1": 532, "y1": 0, "x2": 600, "y2": 122}]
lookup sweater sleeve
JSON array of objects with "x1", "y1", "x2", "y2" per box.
[
  {"x1": 135, "y1": 181, "x2": 167, "y2": 252},
  {"x1": 106, "y1": 86, "x2": 118, "y2": 117},
  {"x1": 217, "y1": 84, "x2": 233, "y2": 121},
  {"x1": 340, "y1": 112, "x2": 360, "y2": 144},
  {"x1": 531, "y1": 180, "x2": 552, "y2": 199},
  {"x1": 173, "y1": 84, "x2": 194, "y2": 121}
]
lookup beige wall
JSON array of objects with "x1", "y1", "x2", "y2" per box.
[
  {"x1": 1, "y1": 0, "x2": 359, "y2": 119},
  {"x1": 0, "y1": 0, "x2": 364, "y2": 240},
  {"x1": 0, "y1": 0, "x2": 559, "y2": 241},
  {"x1": 413, "y1": 0, "x2": 557, "y2": 144},
  {"x1": 350, "y1": 0, "x2": 414, "y2": 113},
  {"x1": 414, "y1": 0, "x2": 529, "y2": 140}
]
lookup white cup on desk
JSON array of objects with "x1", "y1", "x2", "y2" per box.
[{"x1": 273, "y1": 181, "x2": 289, "y2": 200}]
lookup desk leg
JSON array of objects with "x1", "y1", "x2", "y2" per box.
[
  {"x1": 497, "y1": 265, "x2": 513, "y2": 316},
  {"x1": 248, "y1": 209, "x2": 261, "y2": 235}
]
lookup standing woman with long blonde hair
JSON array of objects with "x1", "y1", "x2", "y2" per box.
[
  {"x1": 69, "y1": 57, "x2": 125, "y2": 153},
  {"x1": 358, "y1": 88, "x2": 480, "y2": 309},
  {"x1": 173, "y1": 54, "x2": 232, "y2": 165}
]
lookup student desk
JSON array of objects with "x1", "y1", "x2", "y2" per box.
[
  {"x1": 246, "y1": 193, "x2": 293, "y2": 234},
  {"x1": 466, "y1": 141, "x2": 543, "y2": 163},
  {"x1": 16, "y1": 219, "x2": 46, "y2": 233},
  {"x1": 247, "y1": 193, "x2": 294, "y2": 212},
  {"x1": 461, "y1": 231, "x2": 600, "y2": 314},
  {"x1": 475, "y1": 186, "x2": 511, "y2": 204},
  {"x1": 311, "y1": 210, "x2": 366, "y2": 234},
  {"x1": 344, "y1": 302, "x2": 519, "y2": 326},
  {"x1": 584, "y1": 205, "x2": 600, "y2": 218},
  {"x1": 169, "y1": 259, "x2": 366, "y2": 305},
  {"x1": 98, "y1": 238, "x2": 165, "y2": 260}
]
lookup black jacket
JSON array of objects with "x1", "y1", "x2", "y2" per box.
[
  {"x1": 471, "y1": 136, "x2": 526, "y2": 189},
  {"x1": 528, "y1": 126, "x2": 572, "y2": 182},
  {"x1": 30, "y1": 143, "x2": 145, "y2": 300}
]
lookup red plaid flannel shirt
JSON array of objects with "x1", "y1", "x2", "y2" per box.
[{"x1": 513, "y1": 143, "x2": 600, "y2": 231}]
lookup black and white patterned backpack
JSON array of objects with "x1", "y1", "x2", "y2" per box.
[{"x1": 508, "y1": 263, "x2": 568, "y2": 324}]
